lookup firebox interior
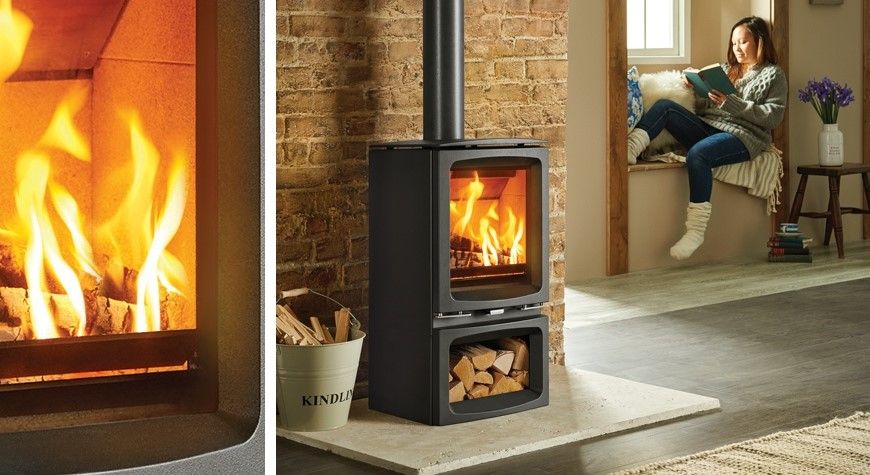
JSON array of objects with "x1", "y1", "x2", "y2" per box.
[
  {"x1": 444, "y1": 155, "x2": 544, "y2": 304},
  {"x1": 0, "y1": 0, "x2": 197, "y2": 384},
  {"x1": 449, "y1": 161, "x2": 529, "y2": 283}
]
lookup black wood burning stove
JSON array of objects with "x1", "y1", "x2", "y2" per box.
[{"x1": 368, "y1": 0, "x2": 549, "y2": 425}]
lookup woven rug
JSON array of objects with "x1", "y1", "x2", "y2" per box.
[{"x1": 620, "y1": 412, "x2": 870, "y2": 474}]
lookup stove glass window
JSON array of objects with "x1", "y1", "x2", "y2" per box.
[{"x1": 449, "y1": 162, "x2": 529, "y2": 290}]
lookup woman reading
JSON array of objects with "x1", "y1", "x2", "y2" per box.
[{"x1": 627, "y1": 16, "x2": 787, "y2": 260}]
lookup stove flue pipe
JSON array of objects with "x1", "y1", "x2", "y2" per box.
[{"x1": 423, "y1": 0, "x2": 464, "y2": 141}]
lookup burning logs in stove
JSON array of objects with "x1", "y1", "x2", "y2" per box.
[
  {"x1": 0, "y1": 246, "x2": 185, "y2": 340},
  {"x1": 449, "y1": 235, "x2": 516, "y2": 267},
  {"x1": 0, "y1": 286, "x2": 185, "y2": 341},
  {"x1": 448, "y1": 337, "x2": 530, "y2": 402}
]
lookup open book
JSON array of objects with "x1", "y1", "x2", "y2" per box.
[{"x1": 683, "y1": 63, "x2": 737, "y2": 98}]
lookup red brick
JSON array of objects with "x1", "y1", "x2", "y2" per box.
[
  {"x1": 505, "y1": 0, "x2": 531, "y2": 13},
  {"x1": 494, "y1": 60, "x2": 525, "y2": 80},
  {"x1": 277, "y1": 0, "x2": 304, "y2": 12},
  {"x1": 280, "y1": 142, "x2": 308, "y2": 166},
  {"x1": 344, "y1": 115, "x2": 377, "y2": 137},
  {"x1": 309, "y1": 141, "x2": 343, "y2": 164},
  {"x1": 276, "y1": 166, "x2": 333, "y2": 189},
  {"x1": 304, "y1": 0, "x2": 367, "y2": 13},
  {"x1": 326, "y1": 41, "x2": 366, "y2": 62},
  {"x1": 350, "y1": 237, "x2": 369, "y2": 261},
  {"x1": 315, "y1": 237, "x2": 347, "y2": 261},
  {"x1": 289, "y1": 15, "x2": 345, "y2": 37},
  {"x1": 371, "y1": 0, "x2": 419, "y2": 16},
  {"x1": 387, "y1": 41, "x2": 420, "y2": 62},
  {"x1": 277, "y1": 41, "x2": 296, "y2": 67},
  {"x1": 278, "y1": 240, "x2": 312, "y2": 264},
  {"x1": 501, "y1": 18, "x2": 553, "y2": 37},
  {"x1": 526, "y1": 59, "x2": 568, "y2": 80},
  {"x1": 530, "y1": 0, "x2": 568, "y2": 14},
  {"x1": 343, "y1": 262, "x2": 368, "y2": 284}
]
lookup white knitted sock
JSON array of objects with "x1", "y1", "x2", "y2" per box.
[
  {"x1": 670, "y1": 202, "x2": 712, "y2": 260},
  {"x1": 627, "y1": 128, "x2": 650, "y2": 165}
]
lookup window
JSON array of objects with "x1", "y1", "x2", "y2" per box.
[{"x1": 627, "y1": 0, "x2": 691, "y2": 65}]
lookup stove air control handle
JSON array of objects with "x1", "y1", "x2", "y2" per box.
[
  {"x1": 519, "y1": 303, "x2": 545, "y2": 311},
  {"x1": 434, "y1": 311, "x2": 472, "y2": 319}
]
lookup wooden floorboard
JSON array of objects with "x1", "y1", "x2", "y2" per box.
[{"x1": 277, "y1": 272, "x2": 870, "y2": 474}]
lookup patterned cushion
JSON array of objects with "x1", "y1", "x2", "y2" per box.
[{"x1": 627, "y1": 66, "x2": 643, "y2": 131}]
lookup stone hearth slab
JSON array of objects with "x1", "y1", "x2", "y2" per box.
[{"x1": 278, "y1": 365, "x2": 721, "y2": 474}]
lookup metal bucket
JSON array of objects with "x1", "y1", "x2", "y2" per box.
[{"x1": 276, "y1": 327, "x2": 365, "y2": 431}]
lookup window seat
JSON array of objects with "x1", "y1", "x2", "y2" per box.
[{"x1": 628, "y1": 162, "x2": 686, "y2": 173}]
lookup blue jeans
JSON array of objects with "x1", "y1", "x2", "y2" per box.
[{"x1": 636, "y1": 99, "x2": 750, "y2": 203}]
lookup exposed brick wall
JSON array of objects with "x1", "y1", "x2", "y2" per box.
[{"x1": 277, "y1": 0, "x2": 568, "y2": 386}]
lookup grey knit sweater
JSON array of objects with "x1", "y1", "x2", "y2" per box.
[{"x1": 696, "y1": 63, "x2": 787, "y2": 159}]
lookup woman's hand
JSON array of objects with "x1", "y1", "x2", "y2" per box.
[
  {"x1": 681, "y1": 75, "x2": 693, "y2": 89},
  {"x1": 708, "y1": 89, "x2": 728, "y2": 107}
]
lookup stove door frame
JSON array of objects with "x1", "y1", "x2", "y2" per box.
[{"x1": 434, "y1": 146, "x2": 549, "y2": 314}]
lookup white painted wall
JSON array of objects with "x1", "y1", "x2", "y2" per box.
[
  {"x1": 788, "y1": 1, "x2": 864, "y2": 245},
  {"x1": 566, "y1": 0, "x2": 864, "y2": 281},
  {"x1": 565, "y1": 0, "x2": 607, "y2": 281}
]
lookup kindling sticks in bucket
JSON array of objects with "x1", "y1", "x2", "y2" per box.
[
  {"x1": 276, "y1": 287, "x2": 365, "y2": 431},
  {"x1": 276, "y1": 287, "x2": 361, "y2": 346}
]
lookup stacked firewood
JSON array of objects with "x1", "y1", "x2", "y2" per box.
[
  {"x1": 448, "y1": 337, "x2": 530, "y2": 402},
  {"x1": 275, "y1": 303, "x2": 351, "y2": 346}
]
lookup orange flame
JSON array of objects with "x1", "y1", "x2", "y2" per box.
[
  {"x1": 450, "y1": 171, "x2": 526, "y2": 267},
  {"x1": 0, "y1": 0, "x2": 32, "y2": 83},
  {"x1": 1, "y1": 3, "x2": 190, "y2": 340},
  {"x1": 452, "y1": 172, "x2": 484, "y2": 240},
  {"x1": 14, "y1": 152, "x2": 88, "y2": 337},
  {"x1": 101, "y1": 115, "x2": 188, "y2": 333}
]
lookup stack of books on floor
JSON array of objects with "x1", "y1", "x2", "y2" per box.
[{"x1": 768, "y1": 223, "x2": 813, "y2": 263}]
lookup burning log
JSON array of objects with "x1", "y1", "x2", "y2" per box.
[
  {"x1": 0, "y1": 286, "x2": 184, "y2": 339},
  {"x1": 0, "y1": 245, "x2": 26, "y2": 289},
  {"x1": 450, "y1": 235, "x2": 481, "y2": 253},
  {"x1": 0, "y1": 287, "x2": 27, "y2": 328},
  {"x1": 91, "y1": 295, "x2": 133, "y2": 335}
]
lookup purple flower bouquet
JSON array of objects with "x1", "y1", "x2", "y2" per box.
[{"x1": 797, "y1": 78, "x2": 855, "y2": 124}]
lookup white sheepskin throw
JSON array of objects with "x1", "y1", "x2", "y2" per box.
[{"x1": 638, "y1": 70, "x2": 695, "y2": 157}]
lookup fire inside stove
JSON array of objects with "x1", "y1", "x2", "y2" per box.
[
  {"x1": 0, "y1": 0, "x2": 195, "y2": 384},
  {"x1": 449, "y1": 166, "x2": 527, "y2": 283}
]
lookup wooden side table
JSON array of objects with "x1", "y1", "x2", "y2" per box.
[{"x1": 788, "y1": 163, "x2": 870, "y2": 258}]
